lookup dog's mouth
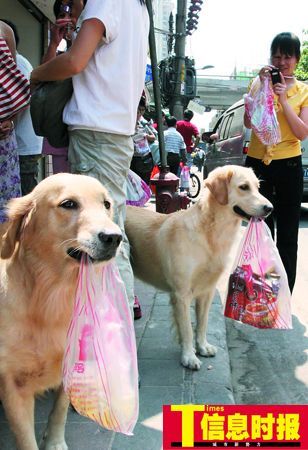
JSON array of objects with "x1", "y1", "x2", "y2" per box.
[
  {"x1": 67, "y1": 247, "x2": 114, "y2": 263},
  {"x1": 233, "y1": 205, "x2": 252, "y2": 221},
  {"x1": 233, "y1": 205, "x2": 272, "y2": 221},
  {"x1": 67, "y1": 248, "x2": 92, "y2": 262}
]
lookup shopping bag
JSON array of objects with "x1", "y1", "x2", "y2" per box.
[
  {"x1": 244, "y1": 77, "x2": 281, "y2": 147},
  {"x1": 126, "y1": 169, "x2": 151, "y2": 206},
  {"x1": 30, "y1": 78, "x2": 73, "y2": 148},
  {"x1": 224, "y1": 218, "x2": 292, "y2": 329},
  {"x1": 179, "y1": 164, "x2": 190, "y2": 189},
  {"x1": 63, "y1": 257, "x2": 139, "y2": 435}
]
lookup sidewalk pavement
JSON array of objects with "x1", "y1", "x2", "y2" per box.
[{"x1": 0, "y1": 279, "x2": 235, "y2": 450}]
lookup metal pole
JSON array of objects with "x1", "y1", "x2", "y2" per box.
[
  {"x1": 146, "y1": 0, "x2": 167, "y2": 169},
  {"x1": 171, "y1": 0, "x2": 187, "y2": 120}
]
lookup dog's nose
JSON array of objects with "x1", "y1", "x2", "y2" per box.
[
  {"x1": 98, "y1": 232, "x2": 122, "y2": 248},
  {"x1": 263, "y1": 204, "x2": 273, "y2": 215}
]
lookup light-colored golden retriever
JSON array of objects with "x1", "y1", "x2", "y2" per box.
[
  {"x1": 0, "y1": 173, "x2": 122, "y2": 450},
  {"x1": 125, "y1": 165, "x2": 273, "y2": 370}
]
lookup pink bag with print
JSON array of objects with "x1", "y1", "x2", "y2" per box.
[
  {"x1": 224, "y1": 218, "x2": 292, "y2": 329},
  {"x1": 63, "y1": 257, "x2": 139, "y2": 435},
  {"x1": 126, "y1": 169, "x2": 151, "y2": 206},
  {"x1": 180, "y1": 164, "x2": 190, "y2": 189},
  {"x1": 244, "y1": 77, "x2": 281, "y2": 146}
]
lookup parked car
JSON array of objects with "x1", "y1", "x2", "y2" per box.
[
  {"x1": 201, "y1": 99, "x2": 308, "y2": 202},
  {"x1": 201, "y1": 99, "x2": 250, "y2": 180}
]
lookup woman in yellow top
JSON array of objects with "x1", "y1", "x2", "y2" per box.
[{"x1": 244, "y1": 32, "x2": 308, "y2": 293}]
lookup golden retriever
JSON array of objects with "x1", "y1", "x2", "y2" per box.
[
  {"x1": 0, "y1": 173, "x2": 122, "y2": 450},
  {"x1": 125, "y1": 165, "x2": 273, "y2": 370}
]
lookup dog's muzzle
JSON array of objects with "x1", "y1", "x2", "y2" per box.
[
  {"x1": 233, "y1": 204, "x2": 273, "y2": 221},
  {"x1": 67, "y1": 232, "x2": 122, "y2": 263}
]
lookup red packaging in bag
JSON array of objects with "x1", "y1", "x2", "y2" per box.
[
  {"x1": 224, "y1": 219, "x2": 292, "y2": 329},
  {"x1": 225, "y1": 264, "x2": 279, "y2": 328}
]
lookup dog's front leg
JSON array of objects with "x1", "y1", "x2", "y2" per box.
[
  {"x1": 195, "y1": 292, "x2": 217, "y2": 357},
  {"x1": 0, "y1": 376, "x2": 38, "y2": 450},
  {"x1": 40, "y1": 385, "x2": 69, "y2": 450},
  {"x1": 171, "y1": 292, "x2": 202, "y2": 370}
]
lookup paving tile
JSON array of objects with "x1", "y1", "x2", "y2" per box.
[{"x1": 138, "y1": 359, "x2": 185, "y2": 387}]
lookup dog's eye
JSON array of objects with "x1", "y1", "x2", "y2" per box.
[
  {"x1": 59, "y1": 199, "x2": 79, "y2": 209},
  {"x1": 239, "y1": 184, "x2": 249, "y2": 191},
  {"x1": 104, "y1": 200, "x2": 111, "y2": 210}
]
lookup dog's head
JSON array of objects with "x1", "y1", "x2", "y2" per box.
[
  {"x1": 204, "y1": 165, "x2": 273, "y2": 220},
  {"x1": 1, "y1": 174, "x2": 122, "y2": 266}
]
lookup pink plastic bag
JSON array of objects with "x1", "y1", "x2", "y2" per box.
[
  {"x1": 224, "y1": 218, "x2": 292, "y2": 329},
  {"x1": 180, "y1": 164, "x2": 190, "y2": 189},
  {"x1": 126, "y1": 169, "x2": 151, "y2": 206},
  {"x1": 63, "y1": 257, "x2": 139, "y2": 435},
  {"x1": 244, "y1": 77, "x2": 281, "y2": 146}
]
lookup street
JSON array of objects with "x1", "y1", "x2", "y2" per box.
[{"x1": 220, "y1": 205, "x2": 308, "y2": 404}]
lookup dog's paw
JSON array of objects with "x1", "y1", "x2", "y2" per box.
[
  {"x1": 181, "y1": 352, "x2": 202, "y2": 370},
  {"x1": 197, "y1": 342, "x2": 217, "y2": 357}
]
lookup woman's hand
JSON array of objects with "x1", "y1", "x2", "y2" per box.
[
  {"x1": 53, "y1": 18, "x2": 74, "y2": 43},
  {"x1": 258, "y1": 65, "x2": 273, "y2": 83},
  {"x1": 0, "y1": 120, "x2": 14, "y2": 140},
  {"x1": 49, "y1": 20, "x2": 67, "y2": 48}
]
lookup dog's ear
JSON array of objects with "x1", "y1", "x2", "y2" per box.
[
  {"x1": 205, "y1": 169, "x2": 233, "y2": 205},
  {"x1": 1, "y1": 194, "x2": 34, "y2": 259}
]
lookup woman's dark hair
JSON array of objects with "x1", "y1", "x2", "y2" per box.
[
  {"x1": 54, "y1": 0, "x2": 144, "y2": 19},
  {"x1": 53, "y1": 0, "x2": 88, "y2": 19},
  {"x1": 139, "y1": 96, "x2": 147, "y2": 108},
  {"x1": 270, "y1": 32, "x2": 301, "y2": 61}
]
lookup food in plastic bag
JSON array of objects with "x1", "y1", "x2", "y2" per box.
[
  {"x1": 126, "y1": 169, "x2": 151, "y2": 206},
  {"x1": 63, "y1": 257, "x2": 139, "y2": 435},
  {"x1": 244, "y1": 77, "x2": 281, "y2": 147},
  {"x1": 224, "y1": 218, "x2": 292, "y2": 329}
]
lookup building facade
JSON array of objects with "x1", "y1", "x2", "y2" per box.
[{"x1": 153, "y1": 0, "x2": 174, "y2": 62}]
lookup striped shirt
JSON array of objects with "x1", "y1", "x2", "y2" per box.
[
  {"x1": 0, "y1": 38, "x2": 30, "y2": 121},
  {"x1": 164, "y1": 127, "x2": 186, "y2": 154}
]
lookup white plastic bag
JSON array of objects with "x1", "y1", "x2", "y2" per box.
[
  {"x1": 63, "y1": 257, "x2": 139, "y2": 435},
  {"x1": 224, "y1": 218, "x2": 292, "y2": 329}
]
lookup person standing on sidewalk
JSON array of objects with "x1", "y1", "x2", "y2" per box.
[
  {"x1": 41, "y1": 0, "x2": 88, "y2": 175},
  {"x1": 0, "y1": 20, "x2": 22, "y2": 224},
  {"x1": 164, "y1": 115, "x2": 186, "y2": 175},
  {"x1": 31, "y1": 0, "x2": 149, "y2": 312},
  {"x1": 244, "y1": 32, "x2": 308, "y2": 293},
  {"x1": 1, "y1": 19, "x2": 43, "y2": 195},
  {"x1": 131, "y1": 96, "x2": 155, "y2": 185},
  {"x1": 176, "y1": 109, "x2": 200, "y2": 168}
]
